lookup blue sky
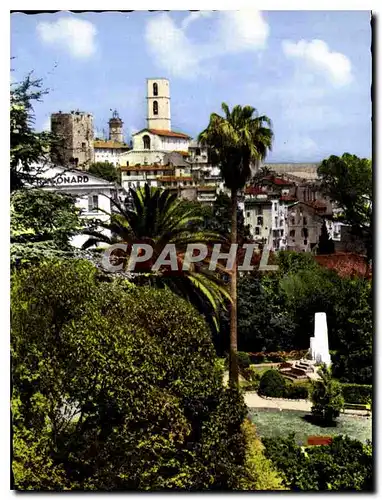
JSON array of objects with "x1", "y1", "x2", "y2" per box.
[{"x1": 11, "y1": 10, "x2": 371, "y2": 162}]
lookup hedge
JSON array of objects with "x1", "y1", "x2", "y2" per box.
[
  {"x1": 248, "y1": 350, "x2": 309, "y2": 364},
  {"x1": 341, "y1": 383, "x2": 372, "y2": 404}
]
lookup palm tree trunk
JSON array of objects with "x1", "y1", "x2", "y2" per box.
[{"x1": 229, "y1": 188, "x2": 239, "y2": 387}]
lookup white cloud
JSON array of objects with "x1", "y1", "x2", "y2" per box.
[
  {"x1": 282, "y1": 39, "x2": 352, "y2": 86},
  {"x1": 145, "y1": 11, "x2": 269, "y2": 79},
  {"x1": 37, "y1": 17, "x2": 97, "y2": 58},
  {"x1": 181, "y1": 11, "x2": 213, "y2": 30}
]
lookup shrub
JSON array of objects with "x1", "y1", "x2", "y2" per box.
[
  {"x1": 263, "y1": 434, "x2": 373, "y2": 491},
  {"x1": 311, "y1": 367, "x2": 344, "y2": 424},
  {"x1": 285, "y1": 383, "x2": 310, "y2": 400},
  {"x1": 237, "y1": 421, "x2": 287, "y2": 491},
  {"x1": 341, "y1": 383, "x2": 372, "y2": 404},
  {"x1": 237, "y1": 351, "x2": 251, "y2": 373},
  {"x1": 259, "y1": 370, "x2": 286, "y2": 398},
  {"x1": 12, "y1": 259, "x2": 248, "y2": 491}
]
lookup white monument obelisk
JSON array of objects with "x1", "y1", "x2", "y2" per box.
[{"x1": 309, "y1": 312, "x2": 331, "y2": 367}]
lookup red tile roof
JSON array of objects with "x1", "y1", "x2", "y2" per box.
[
  {"x1": 133, "y1": 128, "x2": 191, "y2": 139},
  {"x1": 315, "y1": 253, "x2": 371, "y2": 279},
  {"x1": 280, "y1": 195, "x2": 297, "y2": 202}
]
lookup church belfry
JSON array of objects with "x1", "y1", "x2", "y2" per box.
[
  {"x1": 146, "y1": 78, "x2": 171, "y2": 131},
  {"x1": 108, "y1": 110, "x2": 124, "y2": 143}
]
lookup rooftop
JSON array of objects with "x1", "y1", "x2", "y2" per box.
[
  {"x1": 94, "y1": 140, "x2": 130, "y2": 149},
  {"x1": 133, "y1": 128, "x2": 191, "y2": 139},
  {"x1": 120, "y1": 165, "x2": 174, "y2": 172}
]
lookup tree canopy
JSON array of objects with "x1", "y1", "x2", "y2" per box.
[
  {"x1": 318, "y1": 153, "x2": 372, "y2": 260},
  {"x1": 12, "y1": 258, "x2": 247, "y2": 490}
]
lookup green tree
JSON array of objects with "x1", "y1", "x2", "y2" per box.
[
  {"x1": 82, "y1": 183, "x2": 231, "y2": 330},
  {"x1": 88, "y1": 162, "x2": 121, "y2": 184},
  {"x1": 317, "y1": 221, "x2": 335, "y2": 255},
  {"x1": 11, "y1": 188, "x2": 83, "y2": 267},
  {"x1": 12, "y1": 259, "x2": 248, "y2": 491},
  {"x1": 10, "y1": 74, "x2": 57, "y2": 192},
  {"x1": 318, "y1": 153, "x2": 372, "y2": 262},
  {"x1": 310, "y1": 366, "x2": 344, "y2": 424},
  {"x1": 199, "y1": 103, "x2": 273, "y2": 386}
]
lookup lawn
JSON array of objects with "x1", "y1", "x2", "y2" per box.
[{"x1": 248, "y1": 408, "x2": 372, "y2": 446}]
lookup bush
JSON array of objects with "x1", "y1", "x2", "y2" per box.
[
  {"x1": 263, "y1": 434, "x2": 373, "y2": 491},
  {"x1": 285, "y1": 383, "x2": 310, "y2": 400},
  {"x1": 341, "y1": 383, "x2": 372, "y2": 404},
  {"x1": 259, "y1": 370, "x2": 286, "y2": 398},
  {"x1": 12, "y1": 259, "x2": 248, "y2": 491},
  {"x1": 311, "y1": 367, "x2": 344, "y2": 424},
  {"x1": 237, "y1": 421, "x2": 287, "y2": 490},
  {"x1": 237, "y1": 351, "x2": 251, "y2": 373}
]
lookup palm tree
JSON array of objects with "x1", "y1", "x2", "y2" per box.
[
  {"x1": 82, "y1": 183, "x2": 231, "y2": 331},
  {"x1": 198, "y1": 103, "x2": 273, "y2": 386}
]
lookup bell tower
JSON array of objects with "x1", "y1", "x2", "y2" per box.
[
  {"x1": 108, "y1": 110, "x2": 124, "y2": 143},
  {"x1": 146, "y1": 78, "x2": 171, "y2": 131}
]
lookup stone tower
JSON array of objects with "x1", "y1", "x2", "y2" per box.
[
  {"x1": 146, "y1": 78, "x2": 171, "y2": 131},
  {"x1": 108, "y1": 110, "x2": 124, "y2": 143},
  {"x1": 50, "y1": 111, "x2": 94, "y2": 170}
]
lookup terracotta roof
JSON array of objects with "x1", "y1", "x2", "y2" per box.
[
  {"x1": 197, "y1": 186, "x2": 217, "y2": 192},
  {"x1": 94, "y1": 140, "x2": 130, "y2": 149},
  {"x1": 133, "y1": 128, "x2": 191, "y2": 139},
  {"x1": 120, "y1": 165, "x2": 174, "y2": 172},
  {"x1": 315, "y1": 253, "x2": 371, "y2": 279}
]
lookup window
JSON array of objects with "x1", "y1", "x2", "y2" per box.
[
  {"x1": 301, "y1": 228, "x2": 308, "y2": 238},
  {"x1": 153, "y1": 100, "x2": 158, "y2": 115},
  {"x1": 304, "y1": 239, "x2": 308, "y2": 246},
  {"x1": 153, "y1": 82, "x2": 158, "y2": 96},
  {"x1": 257, "y1": 216, "x2": 263, "y2": 226},
  {"x1": 126, "y1": 161, "x2": 129, "y2": 166},
  {"x1": 88, "y1": 195, "x2": 99, "y2": 213},
  {"x1": 291, "y1": 217, "x2": 295, "y2": 225},
  {"x1": 258, "y1": 206, "x2": 263, "y2": 215},
  {"x1": 255, "y1": 227, "x2": 260, "y2": 235},
  {"x1": 81, "y1": 142, "x2": 86, "y2": 151},
  {"x1": 246, "y1": 212, "x2": 250, "y2": 217},
  {"x1": 303, "y1": 216, "x2": 307, "y2": 225},
  {"x1": 290, "y1": 230, "x2": 295, "y2": 237},
  {"x1": 126, "y1": 171, "x2": 131, "y2": 176},
  {"x1": 280, "y1": 218, "x2": 284, "y2": 226},
  {"x1": 195, "y1": 147, "x2": 201, "y2": 156},
  {"x1": 143, "y1": 135, "x2": 151, "y2": 150}
]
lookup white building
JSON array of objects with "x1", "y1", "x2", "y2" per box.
[
  {"x1": 94, "y1": 139, "x2": 130, "y2": 167},
  {"x1": 36, "y1": 165, "x2": 118, "y2": 248}
]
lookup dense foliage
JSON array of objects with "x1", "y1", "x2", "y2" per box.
[
  {"x1": 11, "y1": 188, "x2": 83, "y2": 267},
  {"x1": 88, "y1": 162, "x2": 121, "y2": 184},
  {"x1": 11, "y1": 259, "x2": 249, "y2": 491},
  {"x1": 341, "y1": 384, "x2": 372, "y2": 405},
  {"x1": 263, "y1": 434, "x2": 373, "y2": 491},
  {"x1": 310, "y1": 367, "x2": 344, "y2": 424},
  {"x1": 318, "y1": 153, "x2": 372, "y2": 261},
  {"x1": 238, "y1": 421, "x2": 287, "y2": 491},
  {"x1": 10, "y1": 74, "x2": 58, "y2": 191},
  {"x1": 258, "y1": 370, "x2": 286, "y2": 398}
]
